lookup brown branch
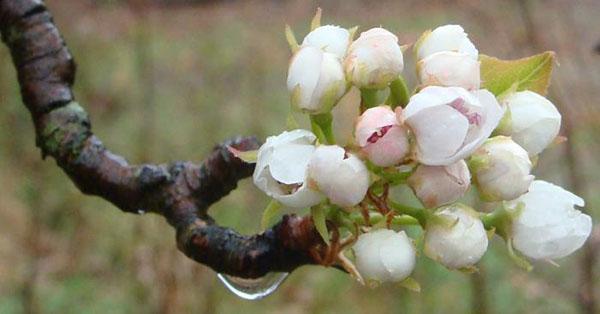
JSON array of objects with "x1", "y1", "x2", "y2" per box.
[{"x1": 0, "y1": 0, "x2": 324, "y2": 278}]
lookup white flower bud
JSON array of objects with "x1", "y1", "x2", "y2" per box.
[
  {"x1": 403, "y1": 86, "x2": 504, "y2": 166},
  {"x1": 408, "y1": 160, "x2": 471, "y2": 208},
  {"x1": 307, "y1": 145, "x2": 369, "y2": 207},
  {"x1": 353, "y1": 229, "x2": 416, "y2": 285},
  {"x1": 507, "y1": 180, "x2": 592, "y2": 260},
  {"x1": 417, "y1": 51, "x2": 480, "y2": 90},
  {"x1": 496, "y1": 91, "x2": 561, "y2": 156},
  {"x1": 424, "y1": 205, "x2": 488, "y2": 269},
  {"x1": 355, "y1": 106, "x2": 410, "y2": 167},
  {"x1": 287, "y1": 46, "x2": 347, "y2": 114},
  {"x1": 344, "y1": 27, "x2": 404, "y2": 89},
  {"x1": 301, "y1": 25, "x2": 350, "y2": 59},
  {"x1": 470, "y1": 136, "x2": 534, "y2": 201},
  {"x1": 416, "y1": 24, "x2": 478, "y2": 61},
  {"x1": 253, "y1": 129, "x2": 324, "y2": 208}
]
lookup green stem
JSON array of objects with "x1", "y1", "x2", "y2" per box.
[
  {"x1": 360, "y1": 88, "x2": 380, "y2": 112},
  {"x1": 480, "y1": 205, "x2": 516, "y2": 240},
  {"x1": 388, "y1": 201, "x2": 427, "y2": 227},
  {"x1": 310, "y1": 113, "x2": 335, "y2": 144},
  {"x1": 349, "y1": 212, "x2": 419, "y2": 226},
  {"x1": 388, "y1": 76, "x2": 411, "y2": 108}
]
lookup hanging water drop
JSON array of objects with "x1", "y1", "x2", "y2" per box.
[{"x1": 217, "y1": 272, "x2": 289, "y2": 300}]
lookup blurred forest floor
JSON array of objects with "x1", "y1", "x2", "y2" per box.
[{"x1": 0, "y1": 0, "x2": 599, "y2": 313}]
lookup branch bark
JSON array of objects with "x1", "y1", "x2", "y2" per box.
[{"x1": 0, "y1": 0, "x2": 324, "y2": 279}]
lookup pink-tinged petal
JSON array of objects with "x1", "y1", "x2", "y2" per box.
[
  {"x1": 355, "y1": 105, "x2": 399, "y2": 146},
  {"x1": 407, "y1": 104, "x2": 469, "y2": 165},
  {"x1": 363, "y1": 125, "x2": 410, "y2": 167}
]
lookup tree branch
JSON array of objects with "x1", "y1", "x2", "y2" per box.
[{"x1": 0, "y1": 0, "x2": 324, "y2": 278}]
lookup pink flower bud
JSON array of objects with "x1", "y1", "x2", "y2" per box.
[
  {"x1": 408, "y1": 160, "x2": 471, "y2": 208},
  {"x1": 355, "y1": 106, "x2": 410, "y2": 167}
]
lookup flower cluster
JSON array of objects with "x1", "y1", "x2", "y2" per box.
[{"x1": 241, "y1": 12, "x2": 592, "y2": 288}]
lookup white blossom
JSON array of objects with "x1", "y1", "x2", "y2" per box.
[
  {"x1": 416, "y1": 24, "x2": 478, "y2": 61},
  {"x1": 408, "y1": 160, "x2": 471, "y2": 208},
  {"x1": 307, "y1": 145, "x2": 369, "y2": 207},
  {"x1": 344, "y1": 27, "x2": 404, "y2": 89},
  {"x1": 301, "y1": 25, "x2": 350, "y2": 59},
  {"x1": 403, "y1": 86, "x2": 504, "y2": 166},
  {"x1": 507, "y1": 180, "x2": 592, "y2": 260},
  {"x1": 287, "y1": 46, "x2": 346, "y2": 114},
  {"x1": 253, "y1": 129, "x2": 324, "y2": 208},
  {"x1": 417, "y1": 51, "x2": 480, "y2": 90},
  {"x1": 496, "y1": 91, "x2": 561, "y2": 156},
  {"x1": 470, "y1": 136, "x2": 534, "y2": 201},
  {"x1": 354, "y1": 229, "x2": 416, "y2": 285},
  {"x1": 355, "y1": 106, "x2": 410, "y2": 167},
  {"x1": 424, "y1": 205, "x2": 488, "y2": 269}
]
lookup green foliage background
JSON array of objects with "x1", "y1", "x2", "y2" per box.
[{"x1": 0, "y1": 0, "x2": 599, "y2": 313}]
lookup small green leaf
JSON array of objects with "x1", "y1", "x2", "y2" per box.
[
  {"x1": 310, "y1": 7, "x2": 322, "y2": 31},
  {"x1": 480, "y1": 51, "x2": 555, "y2": 97},
  {"x1": 260, "y1": 200, "x2": 282, "y2": 231},
  {"x1": 285, "y1": 24, "x2": 300, "y2": 53},
  {"x1": 311, "y1": 206, "x2": 330, "y2": 244},
  {"x1": 227, "y1": 146, "x2": 258, "y2": 163}
]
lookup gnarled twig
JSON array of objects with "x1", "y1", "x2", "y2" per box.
[{"x1": 0, "y1": 0, "x2": 324, "y2": 279}]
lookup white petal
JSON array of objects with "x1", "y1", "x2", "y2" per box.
[
  {"x1": 274, "y1": 182, "x2": 324, "y2": 209},
  {"x1": 269, "y1": 144, "x2": 315, "y2": 184},
  {"x1": 287, "y1": 46, "x2": 323, "y2": 110},
  {"x1": 302, "y1": 25, "x2": 350, "y2": 59},
  {"x1": 417, "y1": 24, "x2": 478, "y2": 60},
  {"x1": 408, "y1": 104, "x2": 470, "y2": 165}
]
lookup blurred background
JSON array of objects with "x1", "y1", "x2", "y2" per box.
[{"x1": 0, "y1": 0, "x2": 599, "y2": 313}]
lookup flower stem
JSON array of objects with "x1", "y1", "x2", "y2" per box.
[
  {"x1": 388, "y1": 76, "x2": 410, "y2": 108},
  {"x1": 310, "y1": 113, "x2": 335, "y2": 144},
  {"x1": 349, "y1": 212, "x2": 419, "y2": 226},
  {"x1": 360, "y1": 88, "x2": 380, "y2": 112},
  {"x1": 480, "y1": 206, "x2": 513, "y2": 239},
  {"x1": 388, "y1": 201, "x2": 427, "y2": 227}
]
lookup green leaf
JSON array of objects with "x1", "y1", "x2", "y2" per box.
[
  {"x1": 480, "y1": 51, "x2": 555, "y2": 97},
  {"x1": 227, "y1": 146, "x2": 258, "y2": 163},
  {"x1": 311, "y1": 206, "x2": 330, "y2": 244},
  {"x1": 260, "y1": 200, "x2": 282, "y2": 231}
]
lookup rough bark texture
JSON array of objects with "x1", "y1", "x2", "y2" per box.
[{"x1": 0, "y1": 0, "x2": 323, "y2": 278}]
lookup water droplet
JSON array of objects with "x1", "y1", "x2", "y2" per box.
[
  {"x1": 217, "y1": 272, "x2": 289, "y2": 300},
  {"x1": 137, "y1": 209, "x2": 146, "y2": 215}
]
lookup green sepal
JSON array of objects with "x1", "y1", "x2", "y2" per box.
[
  {"x1": 311, "y1": 205, "x2": 330, "y2": 244},
  {"x1": 286, "y1": 112, "x2": 300, "y2": 130},
  {"x1": 458, "y1": 265, "x2": 479, "y2": 274},
  {"x1": 260, "y1": 199, "x2": 282, "y2": 230},
  {"x1": 412, "y1": 29, "x2": 431, "y2": 58},
  {"x1": 310, "y1": 112, "x2": 335, "y2": 144},
  {"x1": 285, "y1": 24, "x2": 300, "y2": 53},
  {"x1": 507, "y1": 238, "x2": 533, "y2": 271},
  {"x1": 348, "y1": 26, "x2": 359, "y2": 40},
  {"x1": 398, "y1": 277, "x2": 421, "y2": 292},
  {"x1": 310, "y1": 8, "x2": 322, "y2": 31}
]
